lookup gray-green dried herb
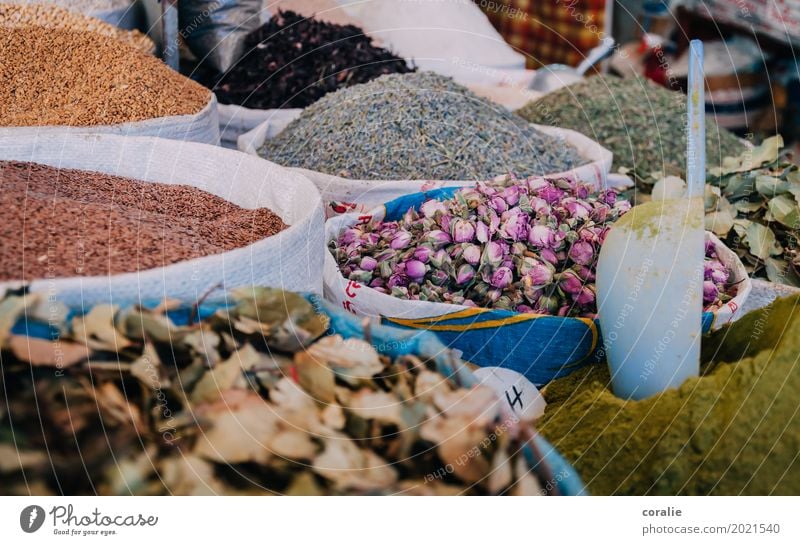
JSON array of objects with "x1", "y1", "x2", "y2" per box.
[
  {"x1": 516, "y1": 76, "x2": 744, "y2": 185},
  {"x1": 261, "y1": 71, "x2": 584, "y2": 180}
]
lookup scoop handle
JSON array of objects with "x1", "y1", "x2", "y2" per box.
[{"x1": 686, "y1": 40, "x2": 705, "y2": 198}]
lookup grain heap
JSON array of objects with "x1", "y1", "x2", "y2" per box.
[
  {"x1": 0, "y1": 161, "x2": 287, "y2": 281},
  {"x1": 0, "y1": 27, "x2": 210, "y2": 127},
  {"x1": 203, "y1": 10, "x2": 412, "y2": 109},
  {"x1": 0, "y1": 3, "x2": 153, "y2": 53},
  {"x1": 516, "y1": 76, "x2": 743, "y2": 183},
  {"x1": 261, "y1": 71, "x2": 584, "y2": 180}
]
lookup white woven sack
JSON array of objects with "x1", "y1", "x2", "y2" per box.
[
  {"x1": 0, "y1": 96, "x2": 220, "y2": 146},
  {"x1": 239, "y1": 112, "x2": 613, "y2": 216},
  {"x1": 219, "y1": 103, "x2": 302, "y2": 149},
  {"x1": 0, "y1": 132, "x2": 325, "y2": 308}
]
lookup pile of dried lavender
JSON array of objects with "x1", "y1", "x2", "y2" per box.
[
  {"x1": 202, "y1": 10, "x2": 413, "y2": 109},
  {"x1": 331, "y1": 176, "x2": 735, "y2": 317},
  {"x1": 0, "y1": 288, "x2": 552, "y2": 495},
  {"x1": 261, "y1": 71, "x2": 584, "y2": 180}
]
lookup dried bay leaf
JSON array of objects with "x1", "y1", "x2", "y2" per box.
[
  {"x1": 72, "y1": 304, "x2": 131, "y2": 351},
  {"x1": 8, "y1": 335, "x2": 89, "y2": 367},
  {"x1": 768, "y1": 195, "x2": 800, "y2": 228},
  {"x1": 744, "y1": 222, "x2": 782, "y2": 260}
]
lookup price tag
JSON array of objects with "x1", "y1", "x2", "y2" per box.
[{"x1": 473, "y1": 367, "x2": 546, "y2": 422}]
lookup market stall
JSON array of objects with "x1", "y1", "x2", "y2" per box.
[{"x1": 0, "y1": 0, "x2": 799, "y2": 512}]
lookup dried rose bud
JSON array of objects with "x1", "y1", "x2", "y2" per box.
[
  {"x1": 451, "y1": 218, "x2": 476, "y2": 243},
  {"x1": 391, "y1": 230, "x2": 412, "y2": 250},
  {"x1": 703, "y1": 280, "x2": 719, "y2": 304},
  {"x1": 360, "y1": 256, "x2": 378, "y2": 271},
  {"x1": 558, "y1": 270, "x2": 583, "y2": 295},
  {"x1": 569, "y1": 241, "x2": 595, "y2": 266},
  {"x1": 489, "y1": 266, "x2": 514, "y2": 289},
  {"x1": 476, "y1": 221, "x2": 490, "y2": 243},
  {"x1": 456, "y1": 264, "x2": 475, "y2": 285},
  {"x1": 425, "y1": 230, "x2": 452, "y2": 247},
  {"x1": 420, "y1": 199, "x2": 448, "y2": 218},
  {"x1": 405, "y1": 260, "x2": 427, "y2": 281},
  {"x1": 414, "y1": 245, "x2": 434, "y2": 263},
  {"x1": 463, "y1": 244, "x2": 481, "y2": 265}
]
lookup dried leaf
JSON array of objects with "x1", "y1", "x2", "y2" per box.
[
  {"x1": 744, "y1": 222, "x2": 782, "y2": 260},
  {"x1": 0, "y1": 445, "x2": 47, "y2": 473},
  {"x1": 0, "y1": 295, "x2": 37, "y2": 346},
  {"x1": 705, "y1": 209, "x2": 735, "y2": 236},
  {"x1": 294, "y1": 350, "x2": 336, "y2": 404},
  {"x1": 269, "y1": 430, "x2": 318, "y2": 460},
  {"x1": 130, "y1": 343, "x2": 169, "y2": 390},
  {"x1": 194, "y1": 394, "x2": 278, "y2": 464},
  {"x1": 348, "y1": 389, "x2": 403, "y2": 426},
  {"x1": 768, "y1": 195, "x2": 800, "y2": 228},
  {"x1": 72, "y1": 304, "x2": 131, "y2": 351},
  {"x1": 306, "y1": 335, "x2": 384, "y2": 383},
  {"x1": 191, "y1": 344, "x2": 260, "y2": 404},
  {"x1": 8, "y1": 335, "x2": 89, "y2": 367}
]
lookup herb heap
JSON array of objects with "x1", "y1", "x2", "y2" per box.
[
  {"x1": 516, "y1": 76, "x2": 743, "y2": 185},
  {"x1": 0, "y1": 288, "x2": 552, "y2": 495},
  {"x1": 262, "y1": 71, "x2": 585, "y2": 180},
  {"x1": 0, "y1": 3, "x2": 154, "y2": 53},
  {"x1": 0, "y1": 27, "x2": 210, "y2": 127},
  {"x1": 702, "y1": 136, "x2": 800, "y2": 287},
  {"x1": 332, "y1": 176, "x2": 734, "y2": 316},
  {"x1": 538, "y1": 295, "x2": 800, "y2": 495},
  {"x1": 1, "y1": 161, "x2": 287, "y2": 281},
  {"x1": 201, "y1": 10, "x2": 412, "y2": 109}
]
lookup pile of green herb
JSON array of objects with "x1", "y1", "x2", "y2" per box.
[
  {"x1": 0, "y1": 288, "x2": 550, "y2": 496},
  {"x1": 538, "y1": 294, "x2": 800, "y2": 495},
  {"x1": 703, "y1": 135, "x2": 800, "y2": 286},
  {"x1": 516, "y1": 76, "x2": 744, "y2": 184},
  {"x1": 261, "y1": 71, "x2": 585, "y2": 180}
]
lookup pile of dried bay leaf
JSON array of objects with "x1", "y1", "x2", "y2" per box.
[
  {"x1": 702, "y1": 136, "x2": 800, "y2": 286},
  {"x1": 0, "y1": 288, "x2": 552, "y2": 495}
]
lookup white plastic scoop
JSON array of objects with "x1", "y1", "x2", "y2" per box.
[
  {"x1": 529, "y1": 37, "x2": 615, "y2": 93},
  {"x1": 596, "y1": 40, "x2": 706, "y2": 400}
]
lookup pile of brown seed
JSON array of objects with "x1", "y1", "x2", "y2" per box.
[
  {"x1": 0, "y1": 161, "x2": 288, "y2": 281},
  {"x1": 0, "y1": 27, "x2": 211, "y2": 127},
  {"x1": 0, "y1": 3, "x2": 154, "y2": 53}
]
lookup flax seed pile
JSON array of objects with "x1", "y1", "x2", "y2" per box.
[
  {"x1": 0, "y1": 3, "x2": 154, "y2": 53},
  {"x1": 0, "y1": 161, "x2": 288, "y2": 281},
  {"x1": 0, "y1": 27, "x2": 210, "y2": 127}
]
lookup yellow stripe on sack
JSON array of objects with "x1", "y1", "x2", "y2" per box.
[{"x1": 386, "y1": 310, "x2": 598, "y2": 347}]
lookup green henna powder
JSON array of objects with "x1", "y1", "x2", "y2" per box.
[{"x1": 539, "y1": 294, "x2": 800, "y2": 495}]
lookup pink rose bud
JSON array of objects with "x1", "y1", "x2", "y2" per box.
[
  {"x1": 528, "y1": 224, "x2": 554, "y2": 248},
  {"x1": 502, "y1": 185, "x2": 521, "y2": 206},
  {"x1": 456, "y1": 264, "x2": 475, "y2": 285},
  {"x1": 451, "y1": 218, "x2": 476, "y2": 243},
  {"x1": 405, "y1": 260, "x2": 427, "y2": 281},
  {"x1": 414, "y1": 245, "x2": 434, "y2": 263},
  {"x1": 568, "y1": 241, "x2": 595, "y2": 266},
  {"x1": 575, "y1": 286, "x2": 596, "y2": 305},
  {"x1": 463, "y1": 244, "x2": 481, "y2": 265},
  {"x1": 558, "y1": 270, "x2": 583, "y2": 295},
  {"x1": 390, "y1": 230, "x2": 412, "y2": 250},
  {"x1": 425, "y1": 229, "x2": 452, "y2": 247},
  {"x1": 540, "y1": 247, "x2": 559, "y2": 265},
  {"x1": 476, "y1": 221, "x2": 490, "y2": 243},
  {"x1": 490, "y1": 266, "x2": 514, "y2": 289},
  {"x1": 360, "y1": 256, "x2": 378, "y2": 271},
  {"x1": 420, "y1": 199, "x2": 448, "y2": 218},
  {"x1": 340, "y1": 227, "x2": 362, "y2": 244},
  {"x1": 527, "y1": 262, "x2": 554, "y2": 286},
  {"x1": 703, "y1": 280, "x2": 719, "y2": 304},
  {"x1": 489, "y1": 196, "x2": 508, "y2": 214}
]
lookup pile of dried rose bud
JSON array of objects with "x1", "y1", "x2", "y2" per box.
[{"x1": 330, "y1": 176, "x2": 732, "y2": 318}]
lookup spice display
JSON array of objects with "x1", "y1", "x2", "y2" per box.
[
  {"x1": 701, "y1": 136, "x2": 800, "y2": 286},
  {"x1": 0, "y1": 161, "x2": 287, "y2": 281},
  {"x1": 0, "y1": 27, "x2": 210, "y2": 127},
  {"x1": 0, "y1": 288, "x2": 550, "y2": 495},
  {"x1": 0, "y1": 3, "x2": 153, "y2": 53},
  {"x1": 202, "y1": 10, "x2": 413, "y2": 109},
  {"x1": 262, "y1": 71, "x2": 584, "y2": 180},
  {"x1": 538, "y1": 295, "x2": 800, "y2": 495},
  {"x1": 332, "y1": 176, "x2": 735, "y2": 316},
  {"x1": 516, "y1": 76, "x2": 744, "y2": 183}
]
